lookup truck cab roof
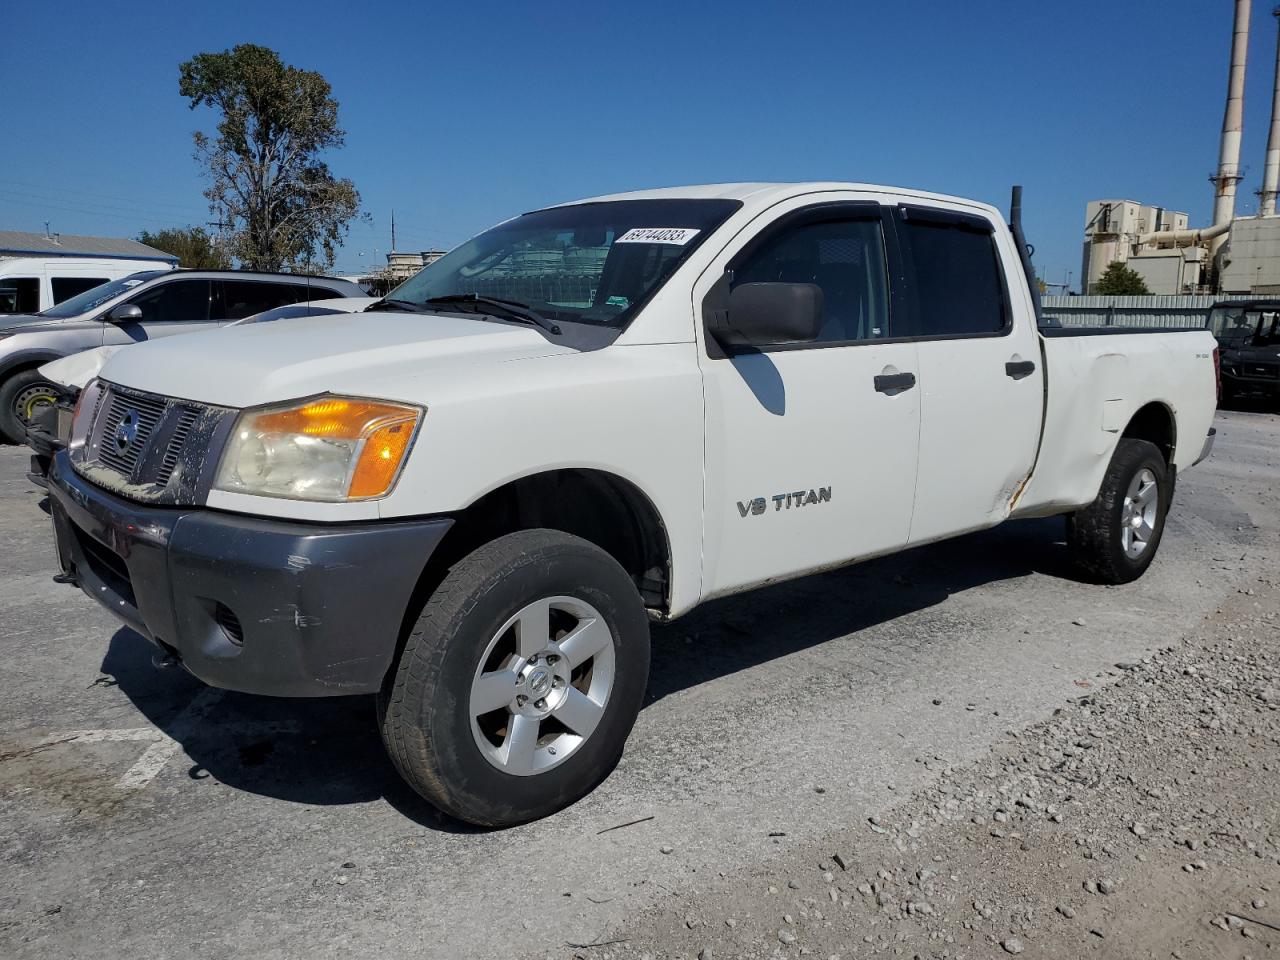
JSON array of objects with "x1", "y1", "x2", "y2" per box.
[{"x1": 562, "y1": 181, "x2": 1005, "y2": 222}]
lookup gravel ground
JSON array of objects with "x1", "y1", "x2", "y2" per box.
[
  {"x1": 0, "y1": 407, "x2": 1275, "y2": 960},
  {"x1": 569, "y1": 410, "x2": 1280, "y2": 960},
  {"x1": 582, "y1": 567, "x2": 1280, "y2": 960}
]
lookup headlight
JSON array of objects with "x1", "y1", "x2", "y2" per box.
[{"x1": 214, "y1": 395, "x2": 422, "y2": 501}]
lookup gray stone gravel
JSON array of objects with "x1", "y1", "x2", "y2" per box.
[{"x1": 588, "y1": 465, "x2": 1280, "y2": 958}]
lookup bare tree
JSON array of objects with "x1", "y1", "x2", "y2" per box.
[{"x1": 179, "y1": 44, "x2": 364, "y2": 271}]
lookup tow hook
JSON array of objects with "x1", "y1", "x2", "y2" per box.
[{"x1": 151, "y1": 650, "x2": 180, "y2": 670}]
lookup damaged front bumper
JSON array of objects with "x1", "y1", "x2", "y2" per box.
[
  {"x1": 24, "y1": 397, "x2": 72, "y2": 488},
  {"x1": 47, "y1": 452, "x2": 452, "y2": 697}
]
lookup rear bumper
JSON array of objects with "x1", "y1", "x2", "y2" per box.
[{"x1": 47, "y1": 452, "x2": 452, "y2": 697}]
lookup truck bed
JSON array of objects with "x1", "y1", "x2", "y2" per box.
[{"x1": 1011, "y1": 328, "x2": 1219, "y2": 518}]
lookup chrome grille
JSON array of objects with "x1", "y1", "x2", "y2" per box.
[
  {"x1": 155, "y1": 407, "x2": 199, "y2": 486},
  {"x1": 73, "y1": 382, "x2": 235, "y2": 506},
  {"x1": 96, "y1": 390, "x2": 167, "y2": 475}
]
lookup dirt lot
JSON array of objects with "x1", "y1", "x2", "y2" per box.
[
  {"x1": 0, "y1": 408, "x2": 1276, "y2": 960},
  {"x1": 603, "y1": 530, "x2": 1280, "y2": 960}
]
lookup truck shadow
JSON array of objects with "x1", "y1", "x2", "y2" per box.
[
  {"x1": 99, "y1": 516, "x2": 1071, "y2": 829},
  {"x1": 644, "y1": 515, "x2": 1073, "y2": 703}
]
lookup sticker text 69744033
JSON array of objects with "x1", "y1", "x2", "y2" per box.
[{"x1": 615, "y1": 227, "x2": 701, "y2": 245}]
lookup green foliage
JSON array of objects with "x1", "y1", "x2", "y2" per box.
[
  {"x1": 136, "y1": 226, "x2": 230, "y2": 269},
  {"x1": 1095, "y1": 261, "x2": 1151, "y2": 296},
  {"x1": 178, "y1": 44, "x2": 363, "y2": 271}
]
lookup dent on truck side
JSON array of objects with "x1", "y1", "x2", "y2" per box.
[{"x1": 1011, "y1": 333, "x2": 1216, "y2": 519}]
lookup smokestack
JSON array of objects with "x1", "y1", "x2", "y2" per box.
[
  {"x1": 1211, "y1": 0, "x2": 1251, "y2": 245},
  {"x1": 1261, "y1": 6, "x2": 1280, "y2": 216}
]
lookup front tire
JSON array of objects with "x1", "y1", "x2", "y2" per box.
[
  {"x1": 1066, "y1": 438, "x2": 1169, "y2": 584},
  {"x1": 378, "y1": 529, "x2": 651, "y2": 827},
  {"x1": 0, "y1": 370, "x2": 62, "y2": 444}
]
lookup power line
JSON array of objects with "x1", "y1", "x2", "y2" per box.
[
  {"x1": 0, "y1": 194, "x2": 212, "y2": 229},
  {"x1": 0, "y1": 177, "x2": 479, "y2": 244},
  {"x1": 0, "y1": 178, "x2": 210, "y2": 214},
  {"x1": 0, "y1": 189, "x2": 209, "y2": 224}
]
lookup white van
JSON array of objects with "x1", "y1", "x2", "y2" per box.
[{"x1": 0, "y1": 257, "x2": 177, "y2": 315}]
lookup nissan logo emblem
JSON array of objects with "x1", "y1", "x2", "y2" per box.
[{"x1": 114, "y1": 409, "x2": 141, "y2": 453}]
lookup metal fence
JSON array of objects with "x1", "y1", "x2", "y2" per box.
[{"x1": 1040, "y1": 295, "x2": 1255, "y2": 330}]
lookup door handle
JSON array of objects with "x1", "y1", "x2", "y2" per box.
[
  {"x1": 1005, "y1": 360, "x2": 1036, "y2": 380},
  {"x1": 874, "y1": 371, "x2": 917, "y2": 394}
]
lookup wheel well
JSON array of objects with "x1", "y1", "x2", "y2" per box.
[
  {"x1": 1121, "y1": 402, "x2": 1176, "y2": 464},
  {"x1": 0, "y1": 356, "x2": 63, "y2": 392},
  {"x1": 408, "y1": 469, "x2": 672, "y2": 623}
]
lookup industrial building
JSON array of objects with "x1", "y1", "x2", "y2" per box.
[
  {"x1": 384, "y1": 248, "x2": 447, "y2": 282},
  {"x1": 1081, "y1": 202, "x2": 1199, "y2": 294},
  {"x1": 1080, "y1": 0, "x2": 1280, "y2": 296}
]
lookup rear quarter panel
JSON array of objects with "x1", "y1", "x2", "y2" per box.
[{"x1": 1011, "y1": 330, "x2": 1218, "y2": 517}]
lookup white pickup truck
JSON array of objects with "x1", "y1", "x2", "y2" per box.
[{"x1": 47, "y1": 182, "x2": 1218, "y2": 826}]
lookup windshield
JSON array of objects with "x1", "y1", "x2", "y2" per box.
[
  {"x1": 231, "y1": 304, "x2": 349, "y2": 326},
  {"x1": 1210, "y1": 306, "x2": 1280, "y2": 344},
  {"x1": 38, "y1": 271, "x2": 168, "y2": 319},
  {"x1": 387, "y1": 199, "x2": 740, "y2": 328}
]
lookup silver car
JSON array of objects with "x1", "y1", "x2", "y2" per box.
[{"x1": 0, "y1": 270, "x2": 364, "y2": 442}]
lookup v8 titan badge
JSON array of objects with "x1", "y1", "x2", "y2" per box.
[{"x1": 737, "y1": 487, "x2": 833, "y2": 517}]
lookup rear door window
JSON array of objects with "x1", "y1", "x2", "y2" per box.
[
  {"x1": 51, "y1": 277, "x2": 108, "y2": 304},
  {"x1": 216, "y1": 280, "x2": 311, "y2": 320},
  {"x1": 127, "y1": 279, "x2": 212, "y2": 323},
  {"x1": 291, "y1": 283, "x2": 344, "y2": 302},
  {"x1": 897, "y1": 208, "x2": 1009, "y2": 337},
  {"x1": 0, "y1": 277, "x2": 40, "y2": 314}
]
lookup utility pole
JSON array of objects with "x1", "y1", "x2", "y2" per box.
[
  {"x1": 391, "y1": 210, "x2": 397, "y2": 253},
  {"x1": 207, "y1": 219, "x2": 233, "y2": 268}
]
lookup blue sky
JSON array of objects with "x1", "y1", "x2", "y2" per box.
[{"x1": 3, "y1": 0, "x2": 1276, "y2": 289}]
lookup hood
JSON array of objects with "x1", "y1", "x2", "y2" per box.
[
  {"x1": 98, "y1": 310, "x2": 577, "y2": 408},
  {"x1": 0, "y1": 314, "x2": 99, "y2": 335}
]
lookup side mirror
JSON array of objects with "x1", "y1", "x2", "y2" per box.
[
  {"x1": 710, "y1": 282, "x2": 824, "y2": 348},
  {"x1": 106, "y1": 304, "x2": 142, "y2": 324}
]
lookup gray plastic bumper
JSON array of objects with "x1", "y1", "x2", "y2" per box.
[{"x1": 47, "y1": 452, "x2": 452, "y2": 697}]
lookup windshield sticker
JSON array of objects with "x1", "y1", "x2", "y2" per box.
[{"x1": 615, "y1": 227, "x2": 701, "y2": 245}]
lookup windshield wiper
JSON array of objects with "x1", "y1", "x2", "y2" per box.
[
  {"x1": 365, "y1": 298, "x2": 431, "y2": 313},
  {"x1": 423, "y1": 294, "x2": 561, "y2": 335}
]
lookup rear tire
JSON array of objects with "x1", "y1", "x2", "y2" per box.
[
  {"x1": 377, "y1": 529, "x2": 651, "y2": 827},
  {"x1": 1066, "y1": 438, "x2": 1169, "y2": 584},
  {"x1": 0, "y1": 369, "x2": 61, "y2": 444}
]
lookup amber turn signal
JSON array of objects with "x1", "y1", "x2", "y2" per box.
[{"x1": 349, "y1": 417, "x2": 417, "y2": 498}]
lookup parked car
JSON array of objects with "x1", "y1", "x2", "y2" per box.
[
  {"x1": 0, "y1": 271, "x2": 364, "y2": 442},
  {"x1": 0, "y1": 256, "x2": 176, "y2": 316},
  {"x1": 21, "y1": 297, "x2": 379, "y2": 484},
  {"x1": 1206, "y1": 299, "x2": 1280, "y2": 403},
  {"x1": 45, "y1": 182, "x2": 1218, "y2": 827}
]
